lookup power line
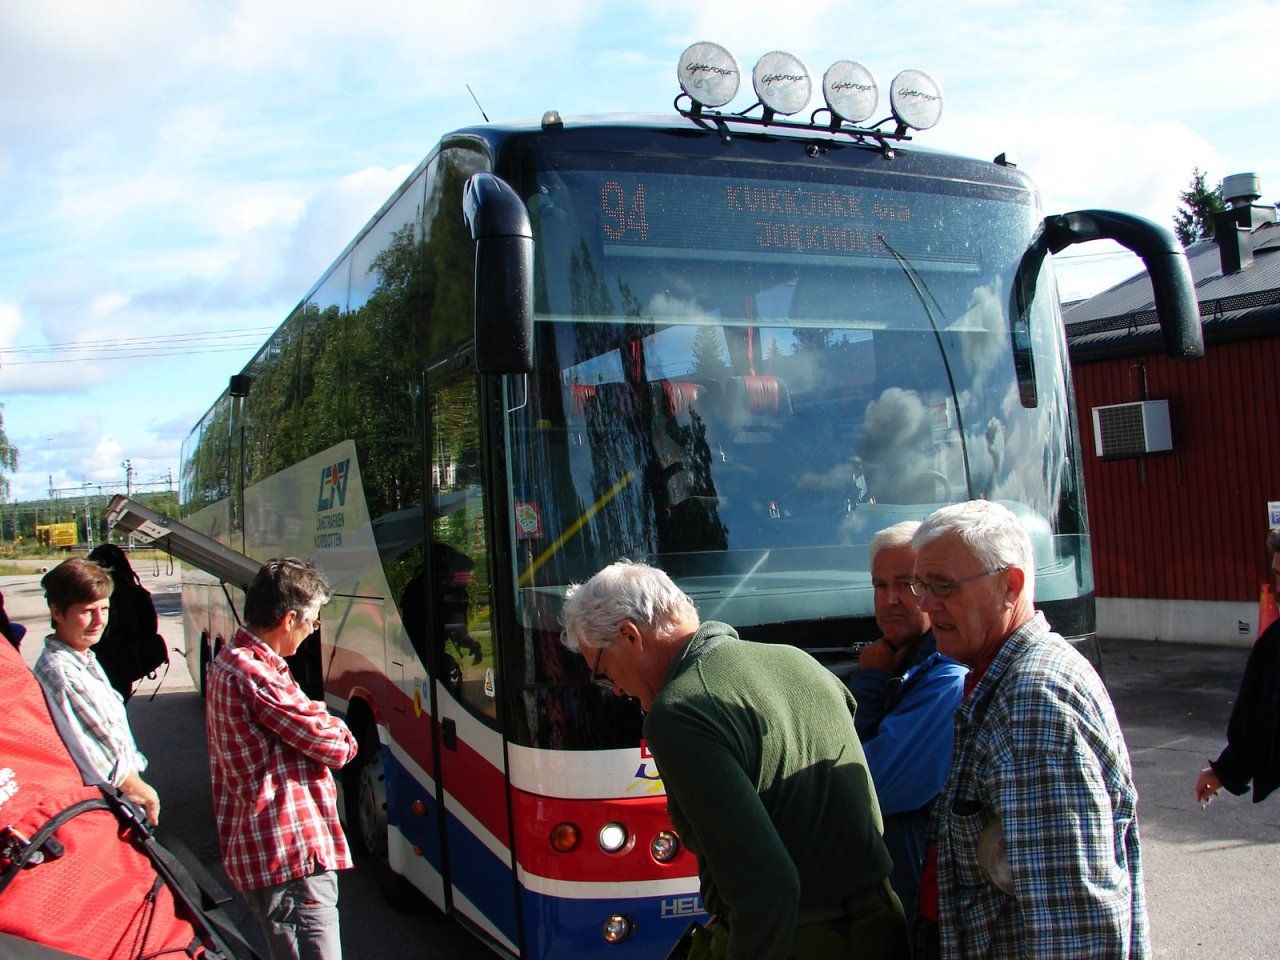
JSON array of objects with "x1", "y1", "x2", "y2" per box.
[
  {"x1": 6, "y1": 343, "x2": 267, "y2": 363},
  {"x1": 0, "y1": 325, "x2": 277, "y2": 353},
  {"x1": 3, "y1": 344, "x2": 260, "y2": 366}
]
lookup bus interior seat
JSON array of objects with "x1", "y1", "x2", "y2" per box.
[
  {"x1": 652, "y1": 379, "x2": 723, "y2": 423},
  {"x1": 725, "y1": 374, "x2": 793, "y2": 438}
]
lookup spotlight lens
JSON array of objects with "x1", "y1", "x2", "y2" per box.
[
  {"x1": 599, "y1": 822, "x2": 628, "y2": 853},
  {"x1": 677, "y1": 41, "x2": 741, "y2": 108},
  {"x1": 602, "y1": 914, "x2": 633, "y2": 944},
  {"x1": 752, "y1": 51, "x2": 812, "y2": 116},
  {"x1": 822, "y1": 60, "x2": 878, "y2": 124},
  {"x1": 889, "y1": 69, "x2": 943, "y2": 130},
  {"x1": 650, "y1": 830, "x2": 680, "y2": 863}
]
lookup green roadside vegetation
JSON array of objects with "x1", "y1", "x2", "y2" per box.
[{"x1": 0, "y1": 548, "x2": 175, "y2": 577}]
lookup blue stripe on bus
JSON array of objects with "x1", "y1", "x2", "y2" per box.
[
  {"x1": 377, "y1": 739, "x2": 699, "y2": 958},
  {"x1": 380, "y1": 742, "x2": 521, "y2": 947},
  {"x1": 519, "y1": 886, "x2": 705, "y2": 960}
]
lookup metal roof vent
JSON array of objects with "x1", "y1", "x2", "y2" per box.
[
  {"x1": 1222, "y1": 172, "x2": 1262, "y2": 208},
  {"x1": 1092, "y1": 400, "x2": 1173, "y2": 459}
]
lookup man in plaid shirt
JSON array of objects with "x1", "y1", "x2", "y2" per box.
[
  {"x1": 909, "y1": 501, "x2": 1147, "y2": 959},
  {"x1": 207, "y1": 558, "x2": 358, "y2": 960}
]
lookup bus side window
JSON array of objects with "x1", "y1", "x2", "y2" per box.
[{"x1": 429, "y1": 376, "x2": 498, "y2": 726}]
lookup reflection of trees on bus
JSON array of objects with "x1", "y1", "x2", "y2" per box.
[
  {"x1": 181, "y1": 148, "x2": 486, "y2": 611},
  {"x1": 398, "y1": 541, "x2": 483, "y2": 692}
]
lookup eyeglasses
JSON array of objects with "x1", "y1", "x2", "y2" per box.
[
  {"x1": 297, "y1": 610, "x2": 323, "y2": 631},
  {"x1": 589, "y1": 645, "x2": 615, "y2": 691},
  {"x1": 908, "y1": 568, "x2": 1008, "y2": 599}
]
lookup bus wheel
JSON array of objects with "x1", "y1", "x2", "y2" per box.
[
  {"x1": 347, "y1": 722, "x2": 424, "y2": 911},
  {"x1": 198, "y1": 634, "x2": 211, "y2": 699},
  {"x1": 358, "y1": 749, "x2": 389, "y2": 858}
]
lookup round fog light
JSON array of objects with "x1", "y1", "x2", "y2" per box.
[
  {"x1": 650, "y1": 830, "x2": 680, "y2": 863},
  {"x1": 598, "y1": 821, "x2": 628, "y2": 853},
  {"x1": 602, "y1": 913, "x2": 633, "y2": 944}
]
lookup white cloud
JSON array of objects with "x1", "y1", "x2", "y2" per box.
[
  {"x1": 0, "y1": 301, "x2": 20, "y2": 346},
  {"x1": 267, "y1": 164, "x2": 415, "y2": 301},
  {"x1": 0, "y1": 301, "x2": 73, "y2": 395},
  {"x1": 4, "y1": 0, "x2": 1280, "y2": 503}
]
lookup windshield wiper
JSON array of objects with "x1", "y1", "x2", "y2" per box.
[{"x1": 876, "y1": 234, "x2": 974, "y2": 500}]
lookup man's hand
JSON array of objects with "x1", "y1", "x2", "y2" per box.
[
  {"x1": 1195, "y1": 767, "x2": 1222, "y2": 807},
  {"x1": 859, "y1": 637, "x2": 910, "y2": 674},
  {"x1": 119, "y1": 771, "x2": 161, "y2": 826}
]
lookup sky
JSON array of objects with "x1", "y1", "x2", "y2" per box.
[{"x1": 2, "y1": 0, "x2": 1278, "y2": 503}]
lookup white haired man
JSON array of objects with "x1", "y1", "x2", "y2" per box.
[
  {"x1": 910, "y1": 501, "x2": 1146, "y2": 960},
  {"x1": 850, "y1": 521, "x2": 966, "y2": 933},
  {"x1": 561, "y1": 560, "x2": 908, "y2": 960}
]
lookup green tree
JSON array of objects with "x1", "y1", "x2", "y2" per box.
[
  {"x1": 1173, "y1": 167, "x2": 1226, "y2": 247},
  {"x1": 690, "y1": 325, "x2": 730, "y2": 377},
  {"x1": 0, "y1": 403, "x2": 18, "y2": 502}
]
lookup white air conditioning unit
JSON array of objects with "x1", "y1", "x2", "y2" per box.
[{"x1": 1091, "y1": 400, "x2": 1173, "y2": 459}]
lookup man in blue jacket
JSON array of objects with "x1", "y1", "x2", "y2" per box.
[{"x1": 850, "y1": 521, "x2": 967, "y2": 930}]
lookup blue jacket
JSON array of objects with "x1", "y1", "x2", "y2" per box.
[{"x1": 850, "y1": 632, "x2": 966, "y2": 922}]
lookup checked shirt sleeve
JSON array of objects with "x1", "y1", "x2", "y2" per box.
[
  {"x1": 245, "y1": 668, "x2": 357, "y2": 769},
  {"x1": 991, "y1": 682, "x2": 1141, "y2": 959}
]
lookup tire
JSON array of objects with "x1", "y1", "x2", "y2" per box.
[
  {"x1": 345, "y1": 719, "x2": 425, "y2": 912},
  {"x1": 198, "y1": 634, "x2": 212, "y2": 700}
]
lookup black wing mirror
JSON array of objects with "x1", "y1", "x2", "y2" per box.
[{"x1": 464, "y1": 173, "x2": 534, "y2": 374}]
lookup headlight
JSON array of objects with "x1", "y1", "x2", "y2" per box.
[
  {"x1": 598, "y1": 822, "x2": 628, "y2": 853},
  {"x1": 650, "y1": 830, "x2": 680, "y2": 863}
]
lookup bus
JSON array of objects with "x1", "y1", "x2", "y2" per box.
[{"x1": 177, "y1": 46, "x2": 1200, "y2": 959}]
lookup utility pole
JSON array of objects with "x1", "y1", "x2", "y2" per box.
[{"x1": 82, "y1": 482, "x2": 93, "y2": 548}]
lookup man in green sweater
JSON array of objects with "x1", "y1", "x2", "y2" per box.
[{"x1": 561, "y1": 561, "x2": 908, "y2": 960}]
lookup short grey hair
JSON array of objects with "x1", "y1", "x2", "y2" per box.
[
  {"x1": 244, "y1": 557, "x2": 332, "y2": 632},
  {"x1": 913, "y1": 500, "x2": 1035, "y2": 599},
  {"x1": 869, "y1": 521, "x2": 922, "y2": 566},
  {"x1": 560, "y1": 560, "x2": 699, "y2": 653}
]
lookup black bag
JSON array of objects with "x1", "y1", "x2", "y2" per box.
[{"x1": 95, "y1": 582, "x2": 168, "y2": 694}]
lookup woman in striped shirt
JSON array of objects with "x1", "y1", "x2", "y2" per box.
[{"x1": 33, "y1": 557, "x2": 160, "y2": 825}]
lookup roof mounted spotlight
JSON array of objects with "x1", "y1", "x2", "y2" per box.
[
  {"x1": 677, "y1": 41, "x2": 741, "y2": 112},
  {"x1": 752, "y1": 51, "x2": 811, "y2": 120},
  {"x1": 888, "y1": 69, "x2": 943, "y2": 133},
  {"x1": 822, "y1": 60, "x2": 878, "y2": 126}
]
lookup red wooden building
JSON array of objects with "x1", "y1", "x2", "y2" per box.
[{"x1": 1066, "y1": 175, "x2": 1280, "y2": 645}]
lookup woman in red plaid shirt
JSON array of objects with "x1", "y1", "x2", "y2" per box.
[{"x1": 206, "y1": 558, "x2": 358, "y2": 960}]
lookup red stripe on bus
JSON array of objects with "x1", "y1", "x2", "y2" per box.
[
  {"x1": 510, "y1": 790, "x2": 698, "y2": 882},
  {"x1": 433, "y1": 717, "x2": 511, "y2": 845},
  {"x1": 324, "y1": 642, "x2": 510, "y2": 845}
]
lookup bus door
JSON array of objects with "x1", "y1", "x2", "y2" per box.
[{"x1": 427, "y1": 372, "x2": 521, "y2": 953}]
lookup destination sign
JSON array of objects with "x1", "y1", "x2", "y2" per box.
[{"x1": 573, "y1": 170, "x2": 977, "y2": 267}]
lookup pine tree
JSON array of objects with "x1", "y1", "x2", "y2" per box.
[
  {"x1": 1173, "y1": 168, "x2": 1226, "y2": 247},
  {"x1": 690, "y1": 326, "x2": 730, "y2": 377}
]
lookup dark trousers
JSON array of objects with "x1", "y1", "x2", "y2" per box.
[{"x1": 690, "y1": 880, "x2": 910, "y2": 960}]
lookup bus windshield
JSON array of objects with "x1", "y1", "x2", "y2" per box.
[{"x1": 504, "y1": 150, "x2": 1088, "y2": 744}]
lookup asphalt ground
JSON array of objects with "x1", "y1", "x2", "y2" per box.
[{"x1": 3, "y1": 566, "x2": 1277, "y2": 959}]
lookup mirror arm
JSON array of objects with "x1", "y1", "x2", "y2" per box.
[{"x1": 1042, "y1": 210, "x2": 1203, "y2": 359}]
